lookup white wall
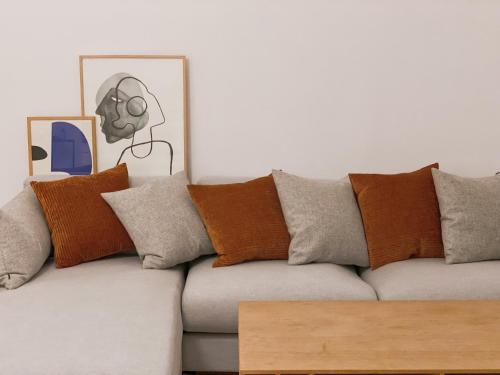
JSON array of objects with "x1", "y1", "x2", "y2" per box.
[{"x1": 1, "y1": 0, "x2": 500, "y2": 205}]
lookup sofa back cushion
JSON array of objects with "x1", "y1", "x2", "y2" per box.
[
  {"x1": 102, "y1": 172, "x2": 214, "y2": 269},
  {"x1": 273, "y1": 170, "x2": 369, "y2": 267},
  {"x1": 30, "y1": 164, "x2": 135, "y2": 268},
  {"x1": 187, "y1": 175, "x2": 290, "y2": 267},
  {"x1": 349, "y1": 164, "x2": 444, "y2": 269},
  {"x1": 0, "y1": 187, "x2": 51, "y2": 289},
  {"x1": 432, "y1": 169, "x2": 500, "y2": 264}
]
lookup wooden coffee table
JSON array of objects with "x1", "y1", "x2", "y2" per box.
[{"x1": 239, "y1": 300, "x2": 500, "y2": 375}]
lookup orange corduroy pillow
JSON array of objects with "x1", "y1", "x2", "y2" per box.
[
  {"x1": 187, "y1": 175, "x2": 290, "y2": 267},
  {"x1": 31, "y1": 164, "x2": 135, "y2": 268},
  {"x1": 349, "y1": 163, "x2": 444, "y2": 269}
]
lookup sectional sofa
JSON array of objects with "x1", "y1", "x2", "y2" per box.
[{"x1": 1, "y1": 175, "x2": 500, "y2": 375}]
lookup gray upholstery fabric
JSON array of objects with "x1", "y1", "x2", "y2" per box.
[
  {"x1": 24, "y1": 174, "x2": 158, "y2": 188},
  {"x1": 0, "y1": 256, "x2": 185, "y2": 375},
  {"x1": 182, "y1": 256, "x2": 377, "y2": 333},
  {"x1": 183, "y1": 333, "x2": 238, "y2": 372},
  {"x1": 361, "y1": 258, "x2": 500, "y2": 300},
  {"x1": 0, "y1": 187, "x2": 51, "y2": 289},
  {"x1": 195, "y1": 176, "x2": 252, "y2": 184},
  {"x1": 102, "y1": 172, "x2": 213, "y2": 269},
  {"x1": 273, "y1": 170, "x2": 369, "y2": 266},
  {"x1": 432, "y1": 169, "x2": 500, "y2": 264},
  {"x1": 23, "y1": 175, "x2": 69, "y2": 187}
]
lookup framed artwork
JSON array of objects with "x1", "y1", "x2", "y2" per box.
[
  {"x1": 79, "y1": 55, "x2": 188, "y2": 176},
  {"x1": 27, "y1": 116, "x2": 97, "y2": 176}
]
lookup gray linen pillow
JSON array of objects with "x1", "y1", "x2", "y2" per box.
[
  {"x1": 432, "y1": 168, "x2": 500, "y2": 264},
  {"x1": 102, "y1": 172, "x2": 213, "y2": 269},
  {"x1": 272, "y1": 170, "x2": 369, "y2": 266},
  {"x1": 0, "y1": 187, "x2": 51, "y2": 289}
]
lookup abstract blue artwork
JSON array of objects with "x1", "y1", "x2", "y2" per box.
[
  {"x1": 28, "y1": 117, "x2": 96, "y2": 176},
  {"x1": 51, "y1": 121, "x2": 92, "y2": 175}
]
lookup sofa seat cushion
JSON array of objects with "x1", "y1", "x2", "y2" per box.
[
  {"x1": 0, "y1": 256, "x2": 185, "y2": 375},
  {"x1": 361, "y1": 258, "x2": 500, "y2": 300},
  {"x1": 182, "y1": 256, "x2": 377, "y2": 333}
]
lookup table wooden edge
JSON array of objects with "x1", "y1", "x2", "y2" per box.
[{"x1": 240, "y1": 371, "x2": 500, "y2": 375}]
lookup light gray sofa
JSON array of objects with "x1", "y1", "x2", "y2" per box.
[{"x1": 2, "y1": 176, "x2": 500, "y2": 374}]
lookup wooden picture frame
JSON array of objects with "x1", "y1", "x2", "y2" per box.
[
  {"x1": 27, "y1": 116, "x2": 97, "y2": 176},
  {"x1": 79, "y1": 55, "x2": 190, "y2": 178}
]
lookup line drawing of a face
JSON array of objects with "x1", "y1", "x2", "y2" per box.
[
  {"x1": 95, "y1": 72, "x2": 173, "y2": 173},
  {"x1": 95, "y1": 73, "x2": 156, "y2": 144}
]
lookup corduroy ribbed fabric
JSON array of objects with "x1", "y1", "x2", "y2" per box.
[
  {"x1": 187, "y1": 175, "x2": 290, "y2": 267},
  {"x1": 349, "y1": 164, "x2": 444, "y2": 270},
  {"x1": 31, "y1": 164, "x2": 135, "y2": 268}
]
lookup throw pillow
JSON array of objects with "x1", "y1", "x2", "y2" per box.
[
  {"x1": 102, "y1": 172, "x2": 214, "y2": 269},
  {"x1": 187, "y1": 175, "x2": 290, "y2": 267},
  {"x1": 0, "y1": 187, "x2": 51, "y2": 289},
  {"x1": 349, "y1": 164, "x2": 444, "y2": 269},
  {"x1": 432, "y1": 169, "x2": 500, "y2": 264},
  {"x1": 272, "y1": 170, "x2": 369, "y2": 266},
  {"x1": 31, "y1": 164, "x2": 135, "y2": 268}
]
